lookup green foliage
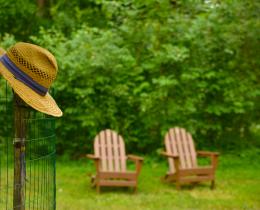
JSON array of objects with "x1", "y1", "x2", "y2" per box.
[
  {"x1": 0, "y1": 0, "x2": 259, "y2": 156},
  {"x1": 0, "y1": 0, "x2": 37, "y2": 39}
]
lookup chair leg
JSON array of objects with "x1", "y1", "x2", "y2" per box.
[
  {"x1": 176, "y1": 180, "x2": 181, "y2": 190},
  {"x1": 210, "y1": 180, "x2": 215, "y2": 189},
  {"x1": 133, "y1": 185, "x2": 137, "y2": 194},
  {"x1": 96, "y1": 184, "x2": 100, "y2": 193},
  {"x1": 91, "y1": 176, "x2": 96, "y2": 188},
  {"x1": 163, "y1": 174, "x2": 177, "y2": 183},
  {"x1": 161, "y1": 175, "x2": 167, "y2": 183}
]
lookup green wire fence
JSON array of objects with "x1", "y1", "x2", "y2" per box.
[{"x1": 0, "y1": 78, "x2": 56, "y2": 210}]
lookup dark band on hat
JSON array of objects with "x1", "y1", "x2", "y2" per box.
[{"x1": 0, "y1": 54, "x2": 48, "y2": 96}]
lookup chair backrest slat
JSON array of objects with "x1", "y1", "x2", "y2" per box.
[
  {"x1": 174, "y1": 128, "x2": 185, "y2": 168},
  {"x1": 106, "y1": 130, "x2": 113, "y2": 171},
  {"x1": 187, "y1": 132, "x2": 197, "y2": 168},
  {"x1": 180, "y1": 128, "x2": 191, "y2": 168},
  {"x1": 166, "y1": 131, "x2": 175, "y2": 173},
  {"x1": 164, "y1": 127, "x2": 197, "y2": 173},
  {"x1": 111, "y1": 131, "x2": 120, "y2": 172},
  {"x1": 94, "y1": 129, "x2": 126, "y2": 172},
  {"x1": 100, "y1": 131, "x2": 107, "y2": 171},
  {"x1": 118, "y1": 135, "x2": 126, "y2": 171}
]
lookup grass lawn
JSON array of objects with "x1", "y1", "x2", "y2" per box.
[{"x1": 56, "y1": 150, "x2": 260, "y2": 210}]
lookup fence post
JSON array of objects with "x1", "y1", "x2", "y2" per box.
[{"x1": 13, "y1": 94, "x2": 29, "y2": 210}]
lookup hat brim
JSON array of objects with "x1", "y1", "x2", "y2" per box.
[{"x1": 0, "y1": 50, "x2": 62, "y2": 117}]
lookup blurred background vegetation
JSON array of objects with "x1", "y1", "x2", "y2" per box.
[{"x1": 0, "y1": 0, "x2": 259, "y2": 158}]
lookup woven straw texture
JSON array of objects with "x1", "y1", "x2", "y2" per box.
[{"x1": 0, "y1": 42, "x2": 62, "y2": 117}]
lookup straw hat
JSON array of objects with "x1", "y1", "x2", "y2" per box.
[{"x1": 0, "y1": 42, "x2": 62, "y2": 117}]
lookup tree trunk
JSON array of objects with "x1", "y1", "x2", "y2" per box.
[{"x1": 37, "y1": 0, "x2": 46, "y2": 17}]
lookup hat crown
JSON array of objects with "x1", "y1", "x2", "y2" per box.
[{"x1": 6, "y1": 42, "x2": 58, "y2": 89}]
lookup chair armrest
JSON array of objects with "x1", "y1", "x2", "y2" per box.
[
  {"x1": 197, "y1": 151, "x2": 219, "y2": 170},
  {"x1": 160, "y1": 151, "x2": 179, "y2": 159},
  {"x1": 86, "y1": 154, "x2": 100, "y2": 173},
  {"x1": 86, "y1": 154, "x2": 100, "y2": 160},
  {"x1": 127, "y1": 155, "x2": 143, "y2": 175},
  {"x1": 161, "y1": 151, "x2": 180, "y2": 173},
  {"x1": 197, "y1": 151, "x2": 219, "y2": 157},
  {"x1": 127, "y1": 155, "x2": 144, "y2": 161}
]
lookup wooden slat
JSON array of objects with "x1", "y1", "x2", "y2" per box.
[
  {"x1": 187, "y1": 133, "x2": 197, "y2": 167},
  {"x1": 112, "y1": 131, "x2": 120, "y2": 172},
  {"x1": 174, "y1": 127, "x2": 185, "y2": 169},
  {"x1": 165, "y1": 131, "x2": 175, "y2": 173},
  {"x1": 179, "y1": 175, "x2": 214, "y2": 183},
  {"x1": 94, "y1": 135, "x2": 101, "y2": 171},
  {"x1": 185, "y1": 132, "x2": 192, "y2": 167},
  {"x1": 169, "y1": 128, "x2": 177, "y2": 156},
  {"x1": 99, "y1": 171, "x2": 136, "y2": 180},
  {"x1": 181, "y1": 128, "x2": 191, "y2": 169},
  {"x1": 106, "y1": 130, "x2": 113, "y2": 172},
  {"x1": 94, "y1": 136, "x2": 100, "y2": 157},
  {"x1": 99, "y1": 180, "x2": 136, "y2": 187},
  {"x1": 179, "y1": 128, "x2": 188, "y2": 168},
  {"x1": 179, "y1": 167, "x2": 213, "y2": 176},
  {"x1": 118, "y1": 135, "x2": 126, "y2": 172},
  {"x1": 100, "y1": 130, "x2": 107, "y2": 171}
]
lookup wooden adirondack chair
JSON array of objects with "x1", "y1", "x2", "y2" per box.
[
  {"x1": 161, "y1": 127, "x2": 219, "y2": 190},
  {"x1": 87, "y1": 129, "x2": 144, "y2": 193}
]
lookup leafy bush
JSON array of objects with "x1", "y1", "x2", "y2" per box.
[
  {"x1": 0, "y1": 0, "x2": 37, "y2": 39},
  {"x1": 1, "y1": 0, "x2": 259, "y2": 157}
]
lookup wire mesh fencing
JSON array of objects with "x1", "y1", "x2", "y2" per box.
[{"x1": 0, "y1": 78, "x2": 56, "y2": 210}]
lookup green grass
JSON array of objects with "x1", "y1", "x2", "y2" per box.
[{"x1": 56, "y1": 151, "x2": 260, "y2": 210}]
